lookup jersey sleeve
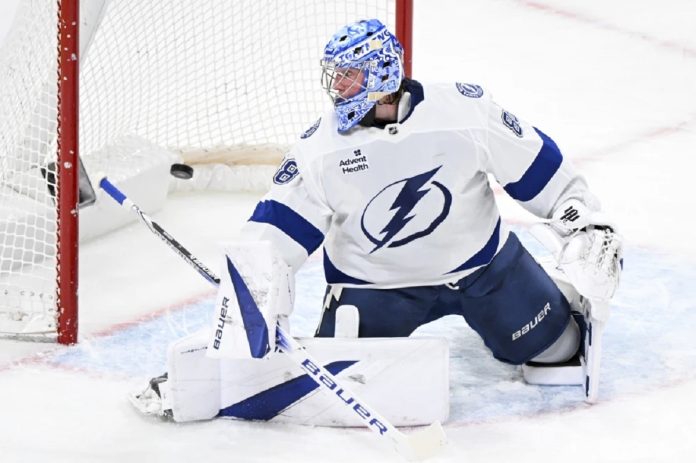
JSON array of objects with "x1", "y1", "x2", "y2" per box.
[
  {"x1": 239, "y1": 154, "x2": 332, "y2": 273},
  {"x1": 480, "y1": 97, "x2": 599, "y2": 217}
]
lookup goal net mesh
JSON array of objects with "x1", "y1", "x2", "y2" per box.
[{"x1": 0, "y1": 0, "x2": 397, "y2": 336}]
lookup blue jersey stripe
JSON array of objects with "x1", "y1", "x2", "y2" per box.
[
  {"x1": 249, "y1": 200, "x2": 324, "y2": 255},
  {"x1": 324, "y1": 250, "x2": 372, "y2": 285},
  {"x1": 503, "y1": 127, "x2": 563, "y2": 201},
  {"x1": 447, "y1": 218, "x2": 501, "y2": 274}
]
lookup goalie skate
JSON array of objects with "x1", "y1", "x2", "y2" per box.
[
  {"x1": 522, "y1": 352, "x2": 584, "y2": 386},
  {"x1": 523, "y1": 299, "x2": 607, "y2": 403},
  {"x1": 128, "y1": 373, "x2": 173, "y2": 419}
]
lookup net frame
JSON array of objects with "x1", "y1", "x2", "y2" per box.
[{"x1": 56, "y1": 0, "x2": 79, "y2": 344}]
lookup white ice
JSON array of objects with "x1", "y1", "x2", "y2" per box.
[{"x1": 2, "y1": 1, "x2": 696, "y2": 462}]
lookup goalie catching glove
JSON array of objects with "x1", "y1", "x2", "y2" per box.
[
  {"x1": 206, "y1": 241, "x2": 294, "y2": 359},
  {"x1": 532, "y1": 199, "x2": 623, "y2": 307}
]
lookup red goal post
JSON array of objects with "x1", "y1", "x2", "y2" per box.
[
  {"x1": 56, "y1": 0, "x2": 80, "y2": 344},
  {"x1": 0, "y1": 0, "x2": 413, "y2": 344}
]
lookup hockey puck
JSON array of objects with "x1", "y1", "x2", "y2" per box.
[{"x1": 170, "y1": 163, "x2": 194, "y2": 180}]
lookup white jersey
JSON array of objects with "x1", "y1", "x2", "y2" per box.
[{"x1": 242, "y1": 80, "x2": 596, "y2": 288}]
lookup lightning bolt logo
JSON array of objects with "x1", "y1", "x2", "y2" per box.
[{"x1": 361, "y1": 166, "x2": 452, "y2": 253}]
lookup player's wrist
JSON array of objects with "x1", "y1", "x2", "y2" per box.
[{"x1": 550, "y1": 198, "x2": 617, "y2": 236}]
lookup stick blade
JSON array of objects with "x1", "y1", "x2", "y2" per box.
[{"x1": 396, "y1": 421, "x2": 447, "y2": 461}]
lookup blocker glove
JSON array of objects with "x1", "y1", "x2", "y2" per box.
[{"x1": 206, "y1": 240, "x2": 294, "y2": 359}]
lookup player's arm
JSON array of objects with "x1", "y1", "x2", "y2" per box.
[
  {"x1": 481, "y1": 97, "x2": 622, "y2": 300},
  {"x1": 206, "y1": 154, "x2": 332, "y2": 359},
  {"x1": 479, "y1": 97, "x2": 595, "y2": 218},
  {"x1": 240, "y1": 154, "x2": 332, "y2": 273}
]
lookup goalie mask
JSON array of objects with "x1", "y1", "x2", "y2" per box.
[{"x1": 320, "y1": 19, "x2": 404, "y2": 132}]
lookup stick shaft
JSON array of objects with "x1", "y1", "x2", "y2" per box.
[{"x1": 99, "y1": 177, "x2": 219, "y2": 286}]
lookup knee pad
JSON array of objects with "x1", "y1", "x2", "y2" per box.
[{"x1": 531, "y1": 316, "x2": 580, "y2": 363}]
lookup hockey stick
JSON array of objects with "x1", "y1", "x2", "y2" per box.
[{"x1": 99, "y1": 176, "x2": 446, "y2": 461}]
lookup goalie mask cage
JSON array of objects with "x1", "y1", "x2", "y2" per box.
[{"x1": 0, "y1": 0, "x2": 413, "y2": 344}]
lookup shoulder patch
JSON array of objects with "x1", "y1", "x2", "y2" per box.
[
  {"x1": 300, "y1": 118, "x2": 321, "y2": 139},
  {"x1": 273, "y1": 158, "x2": 299, "y2": 185},
  {"x1": 455, "y1": 82, "x2": 484, "y2": 98},
  {"x1": 501, "y1": 110, "x2": 523, "y2": 137}
]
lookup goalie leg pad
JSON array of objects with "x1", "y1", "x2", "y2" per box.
[
  {"x1": 522, "y1": 301, "x2": 592, "y2": 387},
  {"x1": 522, "y1": 355, "x2": 584, "y2": 386},
  {"x1": 527, "y1": 256, "x2": 608, "y2": 401},
  {"x1": 218, "y1": 336, "x2": 449, "y2": 426},
  {"x1": 168, "y1": 330, "x2": 222, "y2": 422},
  {"x1": 162, "y1": 330, "x2": 449, "y2": 426},
  {"x1": 530, "y1": 315, "x2": 580, "y2": 363},
  {"x1": 334, "y1": 304, "x2": 360, "y2": 338}
]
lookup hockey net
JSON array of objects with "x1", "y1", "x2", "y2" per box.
[{"x1": 0, "y1": 0, "x2": 411, "y2": 342}]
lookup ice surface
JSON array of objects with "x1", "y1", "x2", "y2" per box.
[{"x1": 2, "y1": 0, "x2": 696, "y2": 462}]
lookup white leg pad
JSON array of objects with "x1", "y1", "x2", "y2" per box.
[
  {"x1": 522, "y1": 260, "x2": 585, "y2": 387},
  {"x1": 522, "y1": 361, "x2": 584, "y2": 386},
  {"x1": 167, "y1": 330, "x2": 222, "y2": 422},
  {"x1": 165, "y1": 330, "x2": 449, "y2": 426},
  {"x1": 334, "y1": 304, "x2": 359, "y2": 338}
]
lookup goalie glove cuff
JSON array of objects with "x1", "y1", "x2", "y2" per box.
[{"x1": 550, "y1": 198, "x2": 617, "y2": 237}]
